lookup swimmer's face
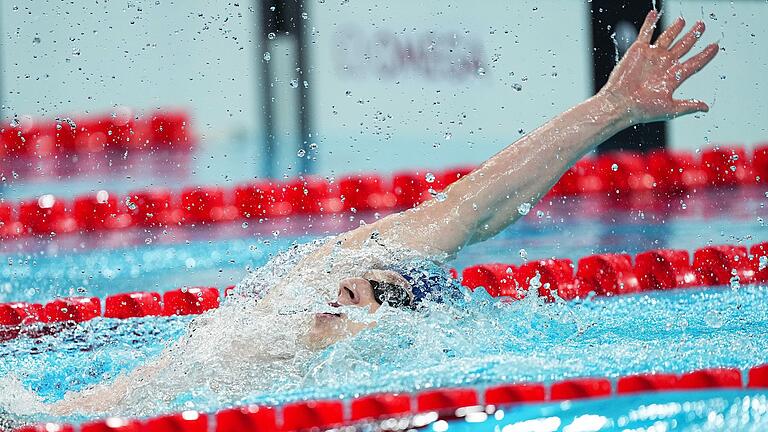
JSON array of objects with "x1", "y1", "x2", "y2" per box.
[{"x1": 305, "y1": 270, "x2": 410, "y2": 350}]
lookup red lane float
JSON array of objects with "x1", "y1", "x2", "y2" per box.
[
  {"x1": 693, "y1": 245, "x2": 754, "y2": 286},
  {"x1": 0, "y1": 109, "x2": 193, "y2": 158},
  {"x1": 748, "y1": 364, "x2": 768, "y2": 388},
  {"x1": 484, "y1": 383, "x2": 546, "y2": 405},
  {"x1": 163, "y1": 287, "x2": 220, "y2": 316},
  {"x1": 634, "y1": 249, "x2": 698, "y2": 290},
  {"x1": 143, "y1": 412, "x2": 208, "y2": 432},
  {"x1": 550, "y1": 378, "x2": 612, "y2": 401},
  {"x1": 44, "y1": 297, "x2": 101, "y2": 323},
  {"x1": 416, "y1": 388, "x2": 479, "y2": 412},
  {"x1": 576, "y1": 254, "x2": 641, "y2": 296},
  {"x1": 460, "y1": 264, "x2": 519, "y2": 298},
  {"x1": 281, "y1": 400, "x2": 344, "y2": 431},
  {"x1": 701, "y1": 146, "x2": 753, "y2": 186},
  {"x1": 79, "y1": 418, "x2": 142, "y2": 432},
  {"x1": 181, "y1": 187, "x2": 239, "y2": 225},
  {"x1": 350, "y1": 393, "x2": 411, "y2": 421},
  {"x1": 73, "y1": 192, "x2": 133, "y2": 231},
  {"x1": 15, "y1": 425, "x2": 75, "y2": 432},
  {"x1": 676, "y1": 368, "x2": 742, "y2": 390},
  {"x1": 104, "y1": 292, "x2": 162, "y2": 319},
  {"x1": 214, "y1": 406, "x2": 276, "y2": 432},
  {"x1": 515, "y1": 258, "x2": 579, "y2": 300},
  {"x1": 617, "y1": 373, "x2": 680, "y2": 394},
  {"x1": 749, "y1": 242, "x2": 768, "y2": 283}
]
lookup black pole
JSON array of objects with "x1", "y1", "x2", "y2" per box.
[
  {"x1": 295, "y1": 1, "x2": 314, "y2": 175},
  {"x1": 589, "y1": 0, "x2": 667, "y2": 153},
  {"x1": 258, "y1": 0, "x2": 278, "y2": 179},
  {"x1": 258, "y1": 0, "x2": 314, "y2": 178}
]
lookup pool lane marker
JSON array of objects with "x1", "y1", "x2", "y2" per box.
[
  {"x1": 14, "y1": 365, "x2": 768, "y2": 432},
  {"x1": 2, "y1": 241, "x2": 768, "y2": 343},
  {"x1": 2, "y1": 143, "x2": 767, "y2": 239}
]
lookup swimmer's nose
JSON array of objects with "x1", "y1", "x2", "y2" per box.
[{"x1": 337, "y1": 279, "x2": 362, "y2": 306}]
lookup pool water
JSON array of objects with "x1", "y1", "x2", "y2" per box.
[{"x1": 1, "y1": 188, "x2": 767, "y2": 428}]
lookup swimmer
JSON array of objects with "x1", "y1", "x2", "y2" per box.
[{"x1": 38, "y1": 11, "x2": 717, "y2": 417}]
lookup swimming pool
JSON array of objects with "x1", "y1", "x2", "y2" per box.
[{"x1": 1, "y1": 181, "x2": 767, "y2": 430}]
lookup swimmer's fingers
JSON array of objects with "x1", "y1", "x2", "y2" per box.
[
  {"x1": 672, "y1": 98, "x2": 709, "y2": 117},
  {"x1": 655, "y1": 17, "x2": 685, "y2": 49},
  {"x1": 670, "y1": 21, "x2": 706, "y2": 58},
  {"x1": 637, "y1": 10, "x2": 660, "y2": 44},
  {"x1": 674, "y1": 43, "x2": 719, "y2": 84}
]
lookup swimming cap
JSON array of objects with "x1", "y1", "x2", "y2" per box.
[{"x1": 388, "y1": 259, "x2": 458, "y2": 307}]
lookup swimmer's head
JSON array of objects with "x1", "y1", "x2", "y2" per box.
[{"x1": 306, "y1": 261, "x2": 456, "y2": 349}]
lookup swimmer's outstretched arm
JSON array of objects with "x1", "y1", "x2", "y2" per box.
[{"x1": 339, "y1": 11, "x2": 718, "y2": 256}]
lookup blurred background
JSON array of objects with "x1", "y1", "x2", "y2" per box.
[{"x1": 0, "y1": 0, "x2": 765, "y2": 200}]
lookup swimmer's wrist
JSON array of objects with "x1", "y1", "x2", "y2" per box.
[{"x1": 591, "y1": 90, "x2": 636, "y2": 130}]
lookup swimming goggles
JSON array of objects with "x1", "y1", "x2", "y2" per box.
[{"x1": 368, "y1": 279, "x2": 413, "y2": 308}]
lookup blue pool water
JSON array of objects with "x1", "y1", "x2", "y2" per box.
[{"x1": 1, "y1": 189, "x2": 767, "y2": 428}]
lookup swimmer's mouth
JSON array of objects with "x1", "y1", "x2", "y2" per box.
[{"x1": 316, "y1": 302, "x2": 344, "y2": 319}]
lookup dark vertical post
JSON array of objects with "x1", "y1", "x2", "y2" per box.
[
  {"x1": 589, "y1": 0, "x2": 666, "y2": 153},
  {"x1": 295, "y1": 1, "x2": 314, "y2": 175},
  {"x1": 258, "y1": 0, "x2": 314, "y2": 178},
  {"x1": 258, "y1": 0, "x2": 278, "y2": 178}
]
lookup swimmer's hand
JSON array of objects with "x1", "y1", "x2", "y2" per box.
[{"x1": 599, "y1": 10, "x2": 719, "y2": 123}]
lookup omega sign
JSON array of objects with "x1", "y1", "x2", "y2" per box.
[{"x1": 332, "y1": 25, "x2": 486, "y2": 81}]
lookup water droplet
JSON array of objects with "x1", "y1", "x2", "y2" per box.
[
  {"x1": 517, "y1": 202, "x2": 531, "y2": 215},
  {"x1": 536, "y1": 210, "x2": 545, "y2": 218},
  {"x1": 730, "y1": 165, "x2": 737, "y2": 172},
  {"x1": 144, "y1": 237, "x2": 152, "y2": 245},
  {"x1": 476, "y1": 67, "x2": 486, "y2": 77},
  {"x1": 267, "y1": 32, "x2": 276, "y2": 40},
  {"x1": 704, "y1": 310, "x2": 723, "y2": 328},
  {"x1": 435, "y1": 192, "x2": 448, "y2": 202},
  {"x1": 444, "y1": 132, "x2": 452, "y2": 140},
  {"x1": 519, "y1": 248, "x2": 528, "y2": 260},
  {"x1": 272, "y1": 230, "x2": 280, "y2": 238},
  {"x1": 297, "y1": 149, "x2": 306, "y2": 157},
  {"x1": 185, "y1": 258, "x2": 196, "y2": 268},
  {"x1": 729, "y1": 271, "x2": 740, "y2": 289},
  {"x1": 95, "y1": 190, "x2": 109, "y2": 203},
  {"x1": 9, "y1": 118, "x2": 20, "y2": 127},
  {"x1": 511, "y1": 83, "x2": 522, "y2": 91},
  {"x1": 611, "y1": 163, "x2": 619, "y2": 171},
  {"x1": 263, "y1": 52, "x2": 271, "y2": 61},
  {"x1": 303, "y1": 80, "x2": 309, "y2": 88},
  {"x1": 759, "y1": 256, "x2": 768, "y2": 271},
  {"x1": 308, "y1": 142, "x2": 318, "y2": 150},
  {"x1": 242, "y1": 222, "x2": 249, "y2": 228},
  {"x1": 32, "y1": 36, "x2": 41, "y2": 44},
  {"x1": 301, "y1": 11, "x2": 308, "y2": 19},
  {"x1": 38, "y1": 194, "x2": 55, "y2": 208},
  {"x1": 425, "y1": 173, "x2": 436, "y2": 183},
  {"x1": 290, "y1": 79, "x2": 299, "y2": 88},
  {"x1": 125, "y1": 198, "x2": 137, "y2": 211},
  {"x1": 345, "y1": 90, "x2": 352, "y2": 97}
]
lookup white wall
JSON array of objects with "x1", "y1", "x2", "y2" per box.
[
  {"x1": 662, "y1": 1, "x2": 768, "y2": 151},
  {"x1": 307, "y1": 0, "x2": 768, "y2": 176},
  {"x1": 307, "y1": 0, "x2": 593, "y2": 176},
  {"x1": 0, "y1": 0, "x2": 263, "y2": 187},
  {"x1": 1, "y1": 1, "x2": 764, "y2": 185}
]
